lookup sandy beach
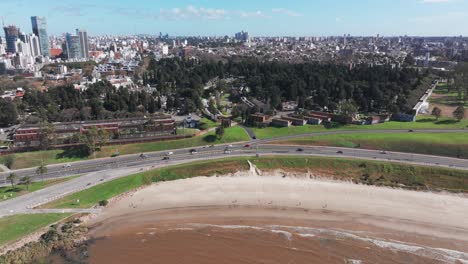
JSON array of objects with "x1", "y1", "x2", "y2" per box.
[{"x1": 88, "y1": 171, "x2": 468, "y2": 263}]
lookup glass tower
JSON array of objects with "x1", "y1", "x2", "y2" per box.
[
  {"x1": 66, "y1": 33, "x2": 82, "y2": 59},
  {"x1": 31, "y1": 16, "x2": 50, "y2": 57},
  {"x1": 3, "y1": 25, "x2": 20, "y2": 54}
]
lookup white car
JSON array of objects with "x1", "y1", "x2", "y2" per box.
[
  {"x1": 224, "y1": 150, "x2": 232, "y2": 154},
  {"x1": 166, "y1": 152, "x2": 174, "y2": 156},
  {"x1": 63, "y1": 164, "x2": 71, "y2": 168}
]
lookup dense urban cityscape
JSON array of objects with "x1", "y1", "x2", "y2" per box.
[{"x1": 0, "y1": 1, "x2": 468, "y2": 263}]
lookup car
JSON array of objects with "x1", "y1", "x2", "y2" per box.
[
  {"x1": 380, "y1": 150, "x2": 388, "y2": 154},
  {"x1": 252, "y1": 136, "x2": 257, "y2": 140},
  {"x1": 140, "y1": 153, "x2": 149, "y2": 159},
  {"x1": 190, "y1": 149, "x2": 198, "y2": 154},
  {"x1": 296, "y1": 148, "x2": 304, "y2": 152},
  {"x1": 166, "y1": 152, "x2": 174, "y2": 156},
  {"x1": 162, "y1": 156, "x2": 170, "y2": 160},
  {"x1": 63, "y1": 164, "x2": 71, "y2": 168},
  {"x1": 224, "y1": 150, "x2": 232, "y2": 154},
  {"x1": 408, "y1": 129, "x2": 414, "y2": 133},
  {"x1": 336, "y1": 150, "x2": 344, "y2": 154},
  {"x1": 244, "y1": 144, "x2": 251, "y2": 148},
  {"x1": 209, "y1": 145, "x2": 215, "y2": 148}
]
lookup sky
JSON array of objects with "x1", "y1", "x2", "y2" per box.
[{"x1": 1, "y1": 0, "x2": 468, "y2": 37}]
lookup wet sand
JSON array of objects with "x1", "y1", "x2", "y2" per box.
[{"x1": 88, "y1": 173, "x2": 468, "y2": 263}]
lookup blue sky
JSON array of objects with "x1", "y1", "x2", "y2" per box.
[{"x1": 1, "y1": 0, "x2": 468, "y2": 36}]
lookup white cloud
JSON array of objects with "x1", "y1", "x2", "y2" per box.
[
  {"x1": 154, "y1": 6, "x2": 277, "y2": 20},
  {"x1": 272, "y1": 8, "x2": 303, "y2": 17}
]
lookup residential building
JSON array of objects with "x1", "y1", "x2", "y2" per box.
[
  {"x1": 76, "y1": 29, "x2": 89, "y2": 58},
  {"x1": 31, "y1": 16, "x2": 50, "y2": 57}
]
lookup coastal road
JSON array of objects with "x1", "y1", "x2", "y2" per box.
[{"x1": 1, "y1": 128, "x2": 467, "y2": 186}]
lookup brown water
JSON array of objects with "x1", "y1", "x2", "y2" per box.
[{"x1": 84, "y1": 208, "x2": 468, "y2": 264}]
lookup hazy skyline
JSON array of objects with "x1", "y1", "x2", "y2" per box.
[{"x1": 1, "y1": 0, "x2": 468, "y2": 36}]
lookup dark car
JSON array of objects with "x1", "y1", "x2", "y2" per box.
[
  {"x1": 244, "y1": 144, "x2": 251, "y2": 148},
  {"x1": 162, "y1": 156, "x2": 170, "y2": 160},
  {"x1": 336, "y1": 150, "x2": 344, "y2": 154},
  {"x1": 190, "y1": 149, "x2": 198, "y2": 154},
  {"x1": 297, "y1": 148, "x2": 304, "y2": 152},
  {"x1": 408, "y1": 129, "x2": 414, "y2": 132}
]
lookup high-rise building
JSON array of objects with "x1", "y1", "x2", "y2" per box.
[
  {"x1": 29, "y1": 34, "x2": 41, "y2": 57},
  {"x1": 65, "y1": 33, "x2": 82, "y2": 59},
  {"x1": 235, "y1": 31, "x2": 250, "y2": 42},
  {"x1": 31, "y1": 16, "x2": 50, "y2": 57},
  {"x1": 76, "y1": 29, "x2": 89, "y2": 58},
  {"x1": 3, "y1": 25, "x2": 20, "y2": 54}
]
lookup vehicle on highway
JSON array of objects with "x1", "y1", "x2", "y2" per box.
[
  {"x1": 228, "y1": 145, "x2": 233, "y2": 148},
  {"x1": 63, "y1": 163, "x2": 72, "y2": 168},
  {"x1": 297, "y1": 148, "x2": 304, "y2": 152},
  {"x1": 244, "y1": 144, "x2": 251, "y2": 148},
  {"x1": 224, "y1": 150, "x2": 232, "y2": 154},
  {"x1": 162, "y1": 156, "x2": 170, "y2": 160},
  {"x1": 209, "y1": 145, "x2": 215, "y2": 148},
  {"x1": 336, "y1": 150, "x2": 344, "y2": 154},
  {"x1": 252, "y1": 136, "x2": 257, "y2": 140},
  {"x1": 190, "y1": 149, "x2": 198, "y2": 154},
  {"x1": 0, "y1": 146, "x2": 9, "y2": 150},
  {"x1": 166, "y1": 151, "x2": 174, "y2": 156},
  {"x1": 408, "y1": 130, "x2": 414, "y2": 132},
  {"x1": 380, "y1": 150, "x2": 388, "y2": 154},
  {"x1": 140, "y1": 153, "x2": 149, "y2": 159}
]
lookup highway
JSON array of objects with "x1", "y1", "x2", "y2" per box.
[{"x1": 0, "y1": 128, "x2": 467, "y2": 217}]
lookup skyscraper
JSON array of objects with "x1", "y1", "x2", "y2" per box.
[
  {"x1": 31, "y1": 16, "x2": 50, "y2": 57},
  {"x1": 29, "y1": 34, "x2": 41, "y2": 57},
  {"x1": 3, "y1": 25, "x2": 20, "y2": 54},
  {"x1": 76, "y1": 29, "x2": 89, "y2": 58},
  {"x1": 65, "y1": 33, "x2": 82, "y2": 59}
]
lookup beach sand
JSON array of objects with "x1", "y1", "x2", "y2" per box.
[{"x1": 88, "y1": 172, "x2": 468, "y2": 263}]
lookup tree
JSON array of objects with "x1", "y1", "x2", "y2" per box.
[
  {"x1": 453, "y1": 106, "x2": 465, "y2": 121},
  {"x1": 20, "y1": 176, "x2": 32, "y2": 190},
  {"x1": 38, "y1": 122, "x2": 56, "y2": 150},
  {"x1": 3, "y1": 155, "x2": 15, "y2": 169},
  {"x1": 431, "y1": 107, "x2": 442, "y2": 120},
  {"x1": 339, "y1": 100, "x2": 358, "y2": 119},
  {"x1": 36, "y1": 163, "x2": 48, "y2": 181},
  {"x1": 0, "y1": 100, "x2": 18, "y2": 126},
  {"x1": 7, "y1": 173, "x2": 17, "y2": 188},
  {"x1": 80, "y1": 126, "x2": 98, "y2": 156},
  {"x1": 215, "y1": 126, "x2": 225, "y2": 139}
]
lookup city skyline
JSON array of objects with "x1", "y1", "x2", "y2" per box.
[{"x1": 0, "y1": 0, "x2": 468, "y2": 37}]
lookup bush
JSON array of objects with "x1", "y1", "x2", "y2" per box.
[{"x1": 98, "y1": 200, "x2": 109, "y2": 207}]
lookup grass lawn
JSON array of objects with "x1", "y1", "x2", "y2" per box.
[
  {"x1": 252, "y1": 117, "x2": 468, "y2": 139},
  {"x1": 199, "y1": 117, "x2": 218, "y2": 129},
  {"x1": 0, "y1": 214, "x2": 71, "y2": 246},
  {"x1": 274, "y1": 133, "x2": 468, "y2": 159},
  {"x1": 176, "y1": 128, "x2": 200, "y2": 136},
  {"x1": 1, "y1": 176, "x2": 78, "y2": 201},
  {"x1": 429, "y1": 84, "x2": 468, "y2": 107},
  {"x1": 42, "y1": 156, "x2": 468, "y2": 209},
  {"x1": 0, "y1": 126, "x2": 250, "y2": 170}
]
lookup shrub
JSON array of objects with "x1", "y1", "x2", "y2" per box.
[{"x1": 98, "y1": 200, "x2": 109, "y2": 207}]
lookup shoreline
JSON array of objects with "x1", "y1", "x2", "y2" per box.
[{"x1": 2, "y1": 169, "x2": 468, "y2": 262}]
